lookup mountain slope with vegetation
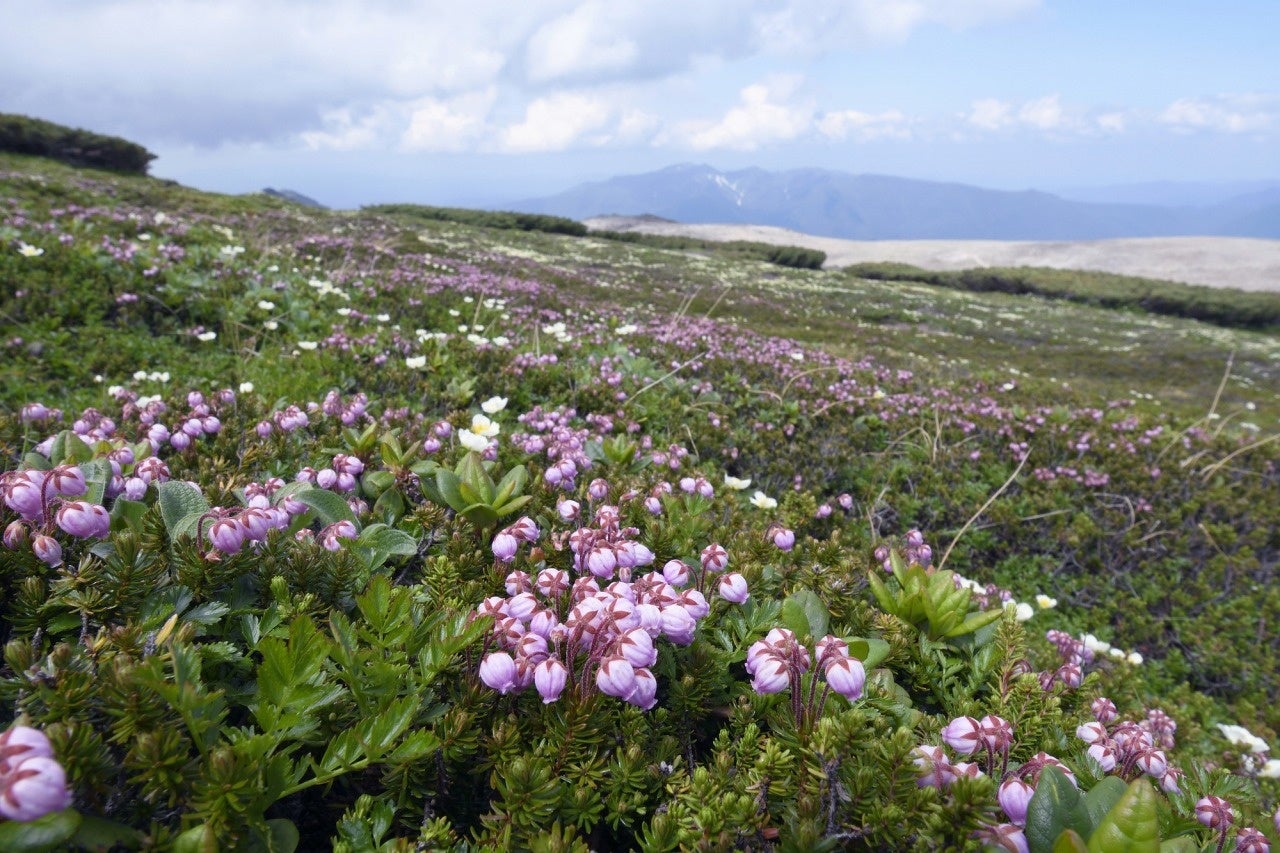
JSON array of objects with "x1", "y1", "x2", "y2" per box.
[{"x1": 0, "y1": 140, "x2": 1278, "y2": 850}]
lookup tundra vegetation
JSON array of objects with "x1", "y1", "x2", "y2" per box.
[{"x1": 0, "y1": 131, "x2": 1278, "y2": 851}]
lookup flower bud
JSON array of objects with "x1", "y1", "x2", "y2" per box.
[
  {"x1": 662, "y1": 559, "x2": 690, "y2": 587},
  {"x1": 625, "y1": 667, "x2": 658, "y2": 710},
  {"x1": 479, "y1": 652, "x2": 519, "y2": 694},
  {"x1": 55, "y1": 501, "x2": 110, "y2": 539},
  {"x1": 700, "y1": 543, "x2": 728, "y2": 573},
  {"x1": 4, "y1": 520, "x2": 29, "y2": 550},
  {"x1": 998, "y1": 778, "x2": 1035, "y2": 825},
  {"x1": 940, "y1": 716, "x2": 982, "y2": 756},
  {"x1": 533, "y1": 658, "x2": 567, "y2": 703},
  {"x1": 771, "y1": 527, "x2": 795, "y2": 552},
  {"x1": 596, "y1": 657, "x2": 637, "y2": 699},
  {"x1": 0, "y1": 756, "x2": 72, "y2": 821},
  {"x1": 491, "y1": 532, "x2": 519, "y2": 563},
  {"x1": 717, "y1": 573, "x2": 749, "y2": 604},
  {"x1": 207, "y1": 516, "x2": 245, "y2": 555},
  {"x1": 1195, "y1": 795, "x2": 1233, "y2": 829},
  {"x1": 0, "y1": 726, "x2": 54, "y2": 774},
  {"x1": 32, "y1": 534, "x2": 62, "y2": 566},
  {"x1": 824, "y1": 657, "x2": 865, "y2": 701},
  {"x1": 750, "y1": 654, "x2": 790, "y2": 694}
]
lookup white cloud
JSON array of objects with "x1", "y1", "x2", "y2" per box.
[
  {"x1": 967, "y1": 98, "x2": 1014, "y2": 130},
  {"x1": 401, "y1": 90, "x2": 497, "y2": 152},
  {"x1": 499, "y1": 92, "x2": 614, "y2": 152},
  {"x1": 683, "y1": 77, "x2": 813, "y2": 151},
  {"x1": 1018, "y1": 95, "x2": 1064, "y2": 130},
  {"x1": 1094, "y1": 112, "x2": 1127, "y2": 134},
  {"x1": 526, "y1": 2, "x2": 639, "y2": 82},
  {"x1": 752, "y1": 0, "x2": 1039, "y2": 52},
  {"x1": 817, "y1": 109, "x2": 912, "y2": 141},
  {"x1": 1158, "y1": 95, "x2": 1275, "y2": 134}
]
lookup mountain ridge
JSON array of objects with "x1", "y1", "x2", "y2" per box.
[{"x1": 512, "y1": 164, "x2": 1280, "y2": 241}]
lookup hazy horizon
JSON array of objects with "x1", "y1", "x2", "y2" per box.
[{"x1": 3, "y1": 1, "x2": 1277, "y2": 209}]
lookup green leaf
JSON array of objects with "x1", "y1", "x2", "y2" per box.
[
  {"x1": 109, "y1": 498, "x2": 148, "y2": 534},
  {"x1": 866, "y1": 571, "x2": 898, "y2": 615},
  {"x1": 434, "y1": 470, "x2": 466, "y2": 512},
  {"x1": 69, "y1": 814, "x2": 146, "y2": 849},
  {"x1": 1086, "y1": 779, "x2": 1159, "y2": 853},
  {"x1": 1052, "y1": 830, "x2": 1089, "y2": 853},
  {"x1": 355, "y1": 523, "x2": 418, "y2": 571},
  {"x1": 456, "y1": 451, "x2": 495, "y2": 503},
  {"x1": 944, "y1": 607, "x2": 1005, "y2": 639},
  {"x1": 493, "y1": 464, "x2": 528, "y2": 507},
  {"x1": 460, "y1": 503, "x2": 499, "y2": 531},
  {"x1": 79, "y1": 458, "x2": 112, "y2": 505},
  {"x1": 845, "y1": 637, "x2": 891, "y2": 670},
  {"x1": 779, "y1": 588, "x2": 829, "y2": 640},
  {"x1": 1026, "y1": 766, "x2": 1089, "y2": 853},
  {"x1": 294, "y1": 488, "x2": 358, "y2": 528},
  {"x1": 361, "y1": 470, "x2": 396, "y2": 499},
  {"x1": 264, "y1": 819, "x2": 299, "y2": 853},
  {"x1": 0, "y1": 808, "x2": 81, "y2": 851},
  {"x1": 1082, "y1": 776, "x2": 1127, "y2": 835},
  {"x1": 157, "y1": 481, "x2": 210, "y2": 533},
  {"x1": 172, "y1": 824, "x2": 214, "y2": 853},
  {"x1": 494, "y1": 494, "x2": 533, "y2": 517}
]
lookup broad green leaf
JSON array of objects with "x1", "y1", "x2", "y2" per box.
[
  {"x1": 866, "y1": 571, "x2": 897, "y2": 614},
  {"x1": 493, "y1": 464, "x2": 528, "y2": 506},
  {"x1": 456, "y1": 451, "x2": 495, "y2": 503},
  {"x1": 494, "y1": 494, "x2": 533, "y2": 517},
  {"x1": 0, "y1": 808, "x2": 81, "y2": 850},
  {"x1": 460, "y1": 503, "x2": 499, "y2": 530},
  {"x1": 264, "y1": 819, "x2": 299, "y2": 853},
  {"x1": 69, "y1": 814, "x2": 146, "y2": 849},
  {"x1": 79, "y1": 458, "x2": 111, "y2": 505},
  {"x1": 779, "y1": 588, "x2": 829, "y2": 640},
  {"x1": 294, "y1": 488, "x2": 358, "y2": 527},
  {"x1": 1086, "y1": 779, "x2": 1159, "y2": 853},
  {"x1": 1082, "y1": 776, "x2": 1127, "y2": 834},
  {"x1": 361, "y1": 470, "x2": 395, "y2": 499},
  {"x1": 109, "y1": 497, "x2": 148, "y2": 533},
  {"x1": 157, "y1": 481, "x2": 210, "y2": 533},
  {"x1": 1052, "y1": 830, "x2": 1089, "y2": 853},
  {"x1": 457, "y1": 480, "x2": 485, "y2": 508},
  {"x1": 1026, "y1": 766, "x2": 1089, "y2": 853},
  {"x1": 945, "y1": 607, "x2": 1005, "y2": 638},
  {"x1": 434, "y1": 470, "x2": 466, "y2": 512},
  {"x1": 845, "y1": 637, "x2": 891, "y2": 670}
]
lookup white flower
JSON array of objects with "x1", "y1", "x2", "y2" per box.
[
  {"x1": 750, "y1": 491, "x2": 777, "y2": 510},
  {"x1": 376, "y1": 313, "x2": 390, "y2": 322},
  {"x1": 17, "y1": 242, "x2": 44, "y2": 257},
  {"x1": 257, "y1": 300, "x2": 275, "y2": 311},
  {"x1": 1108, "y1": 648, "x2": 1126, "y2": 661},
  {"x1": 405, "y1": 356, "x2": 426, "y2": 369},
  {"x1": 239, "y1": 382, "x2": 254, "y2": 393},
  {"x1": 615, "y1": 324, "x2": 638, "y2": 336},
  {"x1": 789, "y1": 351, "x2": 804, "y2": 361},
  {"x1": 458, "y1": 430, "x2": 489, "y2": 452},
  {"x1": 1013, "y1": 602, "x2": 1035, "y2": 622},
  {"x1": 481, "y1": 396, "x2": 508, "y2": 415},
  {"x1": 1081, "y1": 633, "x2": 1112, "y2": 654},
  {"x1": 336, "y1": 307, "x2": 352, "y2": 316},
  {"x1": 264, "y1": 320, "x2": 279, "y2": 330},
  {"x1": 1259, "y1": 759, "x2": 1280, "y2": 779},
  {"x1": 298, "y1": 341, "x2": 318, "y2": 351},
  {"x1": 468, "y1": 414, "x2": 499, "y2": 438},
  {"x1": 1035, "y1": 594, "x2": 1057, "y2": 610},
  {"x1": 1217, "y1": 724, "x2": 1270, "y2": 753},
  {"x1": 133, "y1": 370, "x2": 148, "y2": 381},
  {"x1": 723, "y1": 474, "x2": 752, "y2": 491},
  {"x1": 220, "y1": 245, "x2": 245, "y2": 256},
  {"x1": 196, "y1": 331, "x2": 217, "y2": 342},
  {"x1": 448, "y1": 309, "x2": 461, "y2": 317},
  {"x1": 1126, "y1": 651, "x2": 1143, "y2": 666}
]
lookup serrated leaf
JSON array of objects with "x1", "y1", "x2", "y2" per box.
[
  {"x1": 294, "y1": 488, "x2": 358, "y2": 528},
  {"x1": 157, "y1": 481, "x2": 210, "y2": 533}
]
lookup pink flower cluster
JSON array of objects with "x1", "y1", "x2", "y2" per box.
[
  {"x1": 1075, "y1": 698, "x2": 1181, "y2": 792},
  {"x1": 476, "y1": 514, "x2": 748, "y2": 708},
  {"x1": 0, "y1": 726, "x2": 71, "y2": 822},
  {"x1": 295, "y1": 453, "x2": 365, "y2": 494},
  {"x1": 203, "y1": 479, "x2": 309, "y2": 555},
  {"x1": 2, "y1": 465, "x2": 110, "y2": 566},
  {"x1": 745, "y1": 629, "x2": 865, "y2": 725}
]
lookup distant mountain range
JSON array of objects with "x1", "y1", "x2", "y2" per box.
[{"x1": 511, "y1": 164, "x2": 1280, "y2": 241}]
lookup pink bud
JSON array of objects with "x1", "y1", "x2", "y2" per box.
[
  {"x1": 4, "y1": 521, "x2": 29, "y2": 550},
  {"x1": 771, "y1": 528, "x2": 795, "y2": 552},
  {"x1": 586, "y1": 544, "x2": 616, "y2": 579},
  {"x1": 660, "y1": 605, "x2": 696, "y2": 645},
  {"x1": 32, "y1": 534, "x2": 62, "y2": 566},
  {"x1": 750, "y1": 654, "x2": 790, "y2": 694},
  {"x1": 979, "y1": 715, "x2": 1014, "y2": 752},
  {"x1": 596, "y1": 657, "x2": 637, "y2": 699},
  {"x1": 1076, "y1": 721, "x2": 1108, "y2": 744},
  {"x1": 0, "y1": 756, "x2": 72, "y2": 821},
  {"x1": 617, "y1": 627, "x2": 657, "y2": 668},
  {"x1": 1235, "y1": 828, "x2": 1269, "y2": 853},
  {"x1": 1195, "y1": 795, "x2": 1233, "y2": 829},
  {"x1": 662, "y1": 559, "x2": 690, "y2": 587},
  {"x1": 717, "y1": 573, "x2": 749, "y2": 604},
  {"x1": 625, "y1": 667, "x2": 658, "y2": 710},
  {"x1": 491, "y1": 532, "x2": 519, "y2": 563},
  {"x1": 478, "y1": 652, "x2": 519, "y2": 694},
  {"x1": 207, "y1": 516, "x2": 245, "y2": 554},
  {"x1": 940, "y1": 716, "x2": 982, "y2": 756},
  {"x1": 1087, "y1": 741, "x2": 1117, "y2": 772},
  {"x1": 998, "y1": 778, "x2": 1035, "y2": 825},
  {"x1": 533, "y1": 658, "x2": 567, "y2": 703},
  {"x1": 824, "y1": 657, "x2": 865, "y2": 701},
  {"x1": 48, "y1": 466, "x2": 86, "y2": 497},
  {"x1": 1091, "y1": 697, "x2": 1118, "y2": 723},
  {"x1": 700, "y1": 543, "x2": 728, "y2": 573},
  {"x1": 0, "y1": 727, "x2": 54, "y2": 774},
  {"x1": 557, "y1": 499, "x2": 580, "y2": 522}
]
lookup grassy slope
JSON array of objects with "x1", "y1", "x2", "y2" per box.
[{"x1": 2, "y1": 152, "x2": 1279, "y2": 844}]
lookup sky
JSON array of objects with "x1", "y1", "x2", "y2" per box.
[{"x1": 2, "y1": 0, "x2": 1277, "y2": 209}]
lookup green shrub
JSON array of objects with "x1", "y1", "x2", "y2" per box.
[{"x1": 0, "y1": 113, "x2": 155, "y2": 175}]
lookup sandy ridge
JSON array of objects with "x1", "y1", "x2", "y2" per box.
[{"x1": 585, "y1": 217, "x2": 1280, "y2": 293}]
